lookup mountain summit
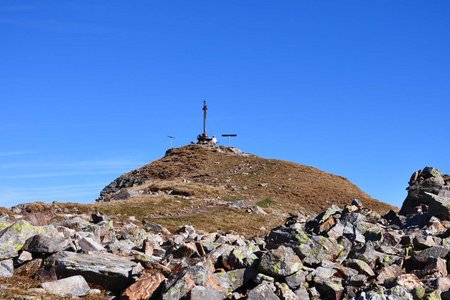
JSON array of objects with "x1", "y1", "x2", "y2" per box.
[{"x1": 96, "y1": 144, "x2": 394, "y2": 233}]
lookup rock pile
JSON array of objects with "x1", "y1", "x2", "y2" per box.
[
  {"x1": 2, "y1": 167, "x2": 450, "y2": 299},
  {"x1": 400, "y1": 167, "x2": 450, "y2": 219}
]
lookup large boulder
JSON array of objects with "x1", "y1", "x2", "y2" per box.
[
  {"x1": 400, "y1": 167, "x2": 450, "y2": 219},
  {"x1": 259, "y1": 245, "x2": 302, "y2": 277},
  {"x1": 41, "y1": 275, "x2": 90, "y2": 297},
  {"x1": 23, "y1": 233, "x2": 71, "y2": 254},
  {"x1": 0, "y1": 220, "x2": 51, "y2": 259},
  {"x1": 47, "y1": 251, "x2": 137, "y2": 292}
]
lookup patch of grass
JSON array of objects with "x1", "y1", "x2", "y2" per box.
[{"x1": 256, "y1": 198, "x2": 277, "y2": 208}]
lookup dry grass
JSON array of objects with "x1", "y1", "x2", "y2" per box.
[{"x1": 2, "y1": 144, "x2": 397, "y2": 237}]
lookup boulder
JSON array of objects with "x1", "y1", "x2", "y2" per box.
[
  {"x1": 259, "y1": 245, "x2": 302, "y2": 277},
  {"x1": 248, "y1": 282, "x2": 280, "y2": 300},
  {"x1": 14, "y1": 258, "x2": 42, "y2": 276},
  {"x1": 0, "y1": 220, "x2": 49, "y2": 259},
  {"x1": 400, "y1": 167, "x2": 450, "y2": 219},
  {"x1": 48, "y1": 251, "x2": 137, "y2": 292},
  {"x1": 23, "y1": 233, "x2": 71, "y2": 254},
  {"x1": 0, "y1": 259, "x2": 13, "y2": 277},
  {"x1": 190, "y1": 286, "x2": 226, "y2": 300},
  {"x1": 41, "y1": 275, "x2": 90, "y2": 297},
  {"x1": 121, "y1": 272, "x2": 165, "y2": 300},
  {"x1": 78, "y1": 237, "x2": 105, "y2": 252}
]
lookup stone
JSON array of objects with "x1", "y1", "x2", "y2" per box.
[
  {"x1": 0, "y1": 259, "x2": 13, "y2": 277},
  {"x1": 49, "y1": 251, "x2": 137, "y2": 292},
  {"x1": 108, "y1": 239, "x2": 137, "y2": 255},
  {"x1": 345, "y1": 259, "x2": 375, "y2": 277},
  {"x1": 376, "y1": 264, "x2": 403, "y2": 285},
  {"x1": 14, "y1": 258, "x2": 42, "y2": 276},
  {"x1": 400, "y1": 167, "x2": 450, "y2": 220},
  {"x1": 17, "y1": 250, "x2": 33, "y2": 264},
  {"x1": 254, "y1": 273, "x2": 275, "y2": 284},
  {"x1": 285, "y1": 270, "x2": 307, "y2": 290},
  {"x1": 248, "y1": 282, "x2": 280, "y2": 300},
  {"x1": 41, "y1": 275, "x2": 90, "y2": 297},
  {"x1": 78, "y1": 237, "x2": 105, "y2": 252},
  {"x1": 314, "y1": 277, "x2": 344, "y2": 300},
  {"x1": 0, "y1": 220, "x2": 49, "y2": 259},
  {"x1": 414, "y1": 257, "x2": 447, "y2": 278},
  {"x1": 413, "y1": 246, "x2": 448, "y2": 263},
  {"x1": 35, "y1": 266, "x2": 57, "y2": 282},
  {"x1": 389, "y1": 285, "x2": 414, "y2": 300},
  {"x1": 143, "y1": 221, "x2": 171, "y2": 235},
  {"x1": 23, "y1": 233, "x2": 71, "y2": 254},
  {"x1": 190, "y1": 286, "x2": 226, "y2": 300},
  {"x1": 259, "y1": 246, "x2": 302, "y2": 277},
  {"x1": 294, "y1": 286, "x2": 310, "y2": 300},
  {"x1": 91, "y1": 212, "x2": 110, "y2": 224},
  {"x1": 224, "y1": 243, "x2": 259, "y2": 269},
  {"x1": 172, "y1": 242, "x2": 199, "y2": 258},
  {"x1": 162, "y1": 265, "x2": 222, "y2": 300},
  {"x1": 121, "y1": 272, "x2": 165, "y2": 300},
  {"x1": 352, "y1": 199, "x2": 363, "y2": 208},
  {"x1": 275, "y1": 282, "x2": 299, "y2": 300},
  {"x1": 215, "y1": 269, "x2": 251, "y2": 294}
]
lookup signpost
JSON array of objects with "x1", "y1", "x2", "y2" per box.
[
  {"x1": 168, "y1": 136, "x2": 175, "y2": 149},
  {"x1": 222, "y1": 134, "x2": 237, "y2": 147}
]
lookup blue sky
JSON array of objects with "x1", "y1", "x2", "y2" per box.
[{"x1": 1, "y1": 1, "x2": 449, "y2": 208}]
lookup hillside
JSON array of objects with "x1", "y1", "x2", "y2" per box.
[{"x1": 90, "y1": 144, "x2": 395, "y2": 235}]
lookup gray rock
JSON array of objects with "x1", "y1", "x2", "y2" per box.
[
  {"x1": 413, "y1": 246, "x2": 448, "y2": 263},
  {"x1": 41, "y1": 275, "x2": 90, "y2": 297},
  {"x1": 23, "y1": 233, "x2": 71, "y2": 253},
  {"x1": 78, "y1": 237, "x2": 105, "y2": 252},
  {"x1": 314, "y1": 277, "x2": 344, "y2": 300},
  {"x1": 225, "y1": 243, "x2": 259, "y2": 268},
  {"x1": 163, "y1": 265, "x2": 215, "y2": 300},
  {"x1": 248, "y1": 282, "x2": 280, "y2": 300},
  {"x1": 0, "y1": 259, "x2": 13, "y2": 277},
  {"x1": 285, "y1": 270, "x2": 307, "y2": 290},
  {"x1": 190, "y1": 286, "x2": 226, "y2": 300},
  {"x1": 0, "y1": 220, "x2": 49, "y2": 259},
  {"x1": 275, "y1": 282, "x2": 299, "y2": 300},
  {"x1": 215, "y1": 268, "x2": 255, "y2": 294},
  {"x1": 400, "y1": 167, "x2": 450, "y2": 219},
  {"x1": 259, "y1": 246, "x2": 302, "y2": 277},
  {"x1": 107, "y1": 239, "x2": 136, "y2": 255},
  {"x1": 49, "y1": 251, "x2": 137, "y2": 292},
  {"x1": 345, "y1": 259, "x2": 375, "y2": 277},
  {"x1": 17, "y1": 250, "x2": 33, "y2": 264}
]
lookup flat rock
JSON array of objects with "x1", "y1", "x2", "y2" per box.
[
  {"x1": 122, "y1": 272, "x2": 165, "y2": 300},
  {"x1": 49, "y1": 251, "x2": 137, "y2": 292},
  {"x1": 41, "y1": 275, "x2": 90, "y2": 297},
  {"x1": 78, "y1": 237, "x2": 105, "y2": 252}
]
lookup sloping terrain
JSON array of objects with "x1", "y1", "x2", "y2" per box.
[{"x1": 90, "y1": 144, "x2": 395, "y2": 235}]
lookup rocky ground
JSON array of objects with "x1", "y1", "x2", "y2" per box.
[{"x1": 0, "y1": 167, "x2": 450, "y2": 299}]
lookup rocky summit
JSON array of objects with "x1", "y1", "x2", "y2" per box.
[{"x1": 1, "y1": 167, "x2": 450, "y2": 299}]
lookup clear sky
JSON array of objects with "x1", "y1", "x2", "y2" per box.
[{"x1": 1, "y1": 1, "x2": 449, "y2": 208}]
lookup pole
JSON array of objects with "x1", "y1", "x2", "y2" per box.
[
  {"x1": 168, "y1": 136, "x2": 175, "y2": 149},
  {"x1": 203, "y1": 100, "x2": 207, "y2": 136}
]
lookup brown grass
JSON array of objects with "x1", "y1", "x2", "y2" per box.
[{"x1": 2, "y1": 145, "x2": 397, "y2": 237}]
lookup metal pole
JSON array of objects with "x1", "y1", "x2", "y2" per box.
[
  {"x1": 203, "y1": 100, "x2": 207, "y2": 136},
  {"x1": 168, "y1": 136, "x2": 175, "y2": 149}
]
